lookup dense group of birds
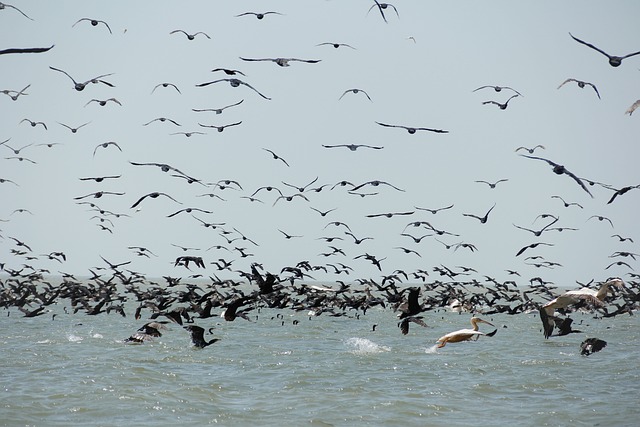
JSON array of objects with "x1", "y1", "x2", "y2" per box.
[{"x1": 2, "y1": 2, "x2": 640, "y2": 356}]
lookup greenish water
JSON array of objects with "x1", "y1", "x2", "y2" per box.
[{"x1": 1, "y1": 300, "x2": 638, "y2": 426}]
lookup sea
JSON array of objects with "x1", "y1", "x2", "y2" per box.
[{"x1": 1, "y1": 279, "x2": 639, "y2": 427}]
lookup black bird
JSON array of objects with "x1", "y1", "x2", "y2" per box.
[
  {"x1": 475, "y1": 179, "x2": 508, "y2": 189},
  {"x1": 235, "y1": 11, "x2": 283, "y2": 19},
  {"x1": 49, "y1": 66, "x2": 114, "y2": 91},
  {"x1": 192, "y1": 99, "x2": 244, "y2": 114},
  {"x1": 375, "y1": 121, "x2": 448, "y2": 134},
  {"x1": 196, "y1": 78, "x2": 271, "y2": 100},
  {"x1": 184, "y1": 325, "x2": 219, "y2": 348},
  {"x1": 170, "y1": 29, "x2": 210, "y2": 40},
  {"x1": 516, "y1": 242, "x2": 554, "y2": 257},
  {"x1": 414, "y1": 204, "x2": 454, "y2": 214},
  {"x1": 262, "y1": 148, "x2": 290, "y2": 167},
  {"x1": 143, "y1": 117, "x2": 181, "y2": 126},
  {"x1": 339, "y1": 88, "x2": 372, "y2": 102},
  {"x1": 175, "y1": 256, "x2": 205, "y2": 269},
  {"x1": 317, "y1": 42, "x2": 356, "y2": 50},
  {"x1": 606, "y1": 185, "x2": 640, "y2": 204},
  {"x1": 558, "y1": 78, "x2": 600, "y2": 99},
  {"x1": 151, "y1": 82, "x2": 181, "y2": 94},
  {"x1": 198, "y1": 121, "x2": 242, "y2": 132},
  {"x1": 239, "y1": 57, "x2": 321, "y2": 67},
  {"x1": 20, "y1": 119, "x2": 47, "y2": 129},
  {"x1": 482, "y1": 94, "x2": 519, "y2": 109},
  {"x1": 322, "y1": 143, "x2": 383, "y2": 151},
  {"x1": 0, "y1": 2, "x2": 33, "y2": 20},
  {"x1": 520, "y1": 155, "x2": 593, "y2": 197},
  {"x1": 463, "y1": 203, "x2": 496, "y2": 224},
  {"x1": 58, "y1": 121, "x2": 91, "y2": 133},
  {"x1": 580, "y1": 338, "x2": 607, "y2": 356},
  {"x1": 367, "y1": 1, "x2": 399, "y2": 23},
  {"x1": 0, "y1": 45, "x2": 53, "y2": 55},
  {"x1": 398, "y1": 316, "x2": 427, "y2": 335},
  {"x1": 72, "y1": 18, "x2": 112, "y2": 34},
  {"x1": 569, "y1": 33, "x2": 640, "y2": 67},
  {"x1": 515, "y1": 145, "x2": 544, "y2": 154},
  {"x1": 130, "y1": 192, "x2": 182, "y2": 209},
  {"x1": 551, "y1": 195, "x2": 583, "y2": 209},
  {"x1": 473, "y1": 85, "x2": 522, "y2": 96}
]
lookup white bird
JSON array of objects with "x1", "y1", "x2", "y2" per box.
[
  {"x1": 436, "y1": 317, "x2": 496, "y2": 348},
  {"x1": 539, "y1": 278, "x2": 625, "y2": 338}
]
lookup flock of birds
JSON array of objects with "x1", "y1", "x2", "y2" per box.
[{"x1": 2, "y1": 2, "x2": 640, "y2": 356}]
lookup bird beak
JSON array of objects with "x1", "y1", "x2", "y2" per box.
[{"x1": 476, "y1": 318, "x2": 494, "y2": 327}]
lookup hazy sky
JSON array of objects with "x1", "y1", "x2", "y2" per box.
[{"x1": 2, "y1": 1, "x2": 639, "y2": 286}]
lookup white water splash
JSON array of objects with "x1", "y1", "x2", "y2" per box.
[
  {"x1": 345, "y1": 337, "x2": 390, "y2": 354},
  {"x1": 67, "y1": 334, "x2": 83, "y2": 343},
  {"x1": 425, "y1": 344, "x2": 440, "y2": 354}
]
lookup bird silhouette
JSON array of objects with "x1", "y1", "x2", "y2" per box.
[
  {"x1": 170, "y1": 29, "x2": 210, "y2": 40},
  {"x1": 569, "y1": 32, "x2": 640, "y2": 67},
  {"x1": 520, "y1": 154, "x2": 593, "y2": 197},
  {"x1": 558, "y1": 78, "x2": 600, "y2": 99},
  {"x1": 72, "y1": 18, "x2": 112, "y2": 34},
  {"x1": 184, "y1": 325, "x2": 219, "y2": 348}
]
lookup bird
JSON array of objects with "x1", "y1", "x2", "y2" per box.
[
  {"x1": 235, "y1": 11, "x2": 283, "y2": 19},
  {"x1": 625, "y1": 100, "x2": 640, "y2": 116},
  {"x1": 607, "y1": 185, "x2": 640, "y2": 204},
  {"x1": 170, "y1": 131, "x2": 206, "y2": 138},
  {"x1": 580, "y1": 338, "x2": 607, "y2": 356},
  {"x1": 19, "y1": 119, "x2": 47, "y2": 130},
  {"x1": 351, "y1": 180, "x2": 404, "y2": 192},
  {"x1": 515, "y1": 242, "x2": 554, "y2": 257},
  {"x1": 515, "y1": 145, "x2": 545, "y2": 154},
  {"x1": 73, "y1": 191, "x2": 125, "y2": 200},
  {"x1": 170, "y1": 29, "x2": 210, "y2": 40},
  {"x1": 130, "y1": 192, "x2": 182, "y2": 209},
  {"x1": 375, "y1": 121, "x2": 448, "y2": 134},
  {"x1": 473, "y1": 85, "x2": 522, "y2": 96},
  {"x1": 272, "y1": 193, "x2": 309, "y2": 206},
  {"x1": 569, "y1": 32, "x2": 640, "y2": 67},
  {"x1": 49, "y1": 66, "x2": 114, "y2": 91},
  {"x1": 414, "y1": 204, "x2": 454, "y2": 214},
  {"x1": 72, "y1": 18, "x2": 112, "y2": 34},
  {"x1": 482, "y1": 94, "x2": 519, "y2": 109},
  {"x1": 282, "y1": 177, "x2": 318, "y2": 193},
  {"x1": 366, "y1": 211, "x2": 414, "y2": 218},
  {"x1": 184, "y1": 325, "x2": 219, "y2": 348},
  {"x1": 2, "y1": 142, "x2": 33, "y2": 155},
  {"x1": 151, "y1": 82, "x2": 181, "y2": 94},
  {"x1": 367, "y1": 1, "x2": 399, "y2": 23},
  {"x1": 58, "y1": 121, "x2": 91, "y2": 133},
  {"x1": 198, "y1": 121, "x2": 242, "y2": 132},
  {"x1": 475, "y1": 179, "x2": 508, "y2": 189},
  {"x1": 0, "y1": 45, "x2": 52, "y2": 55},
  {"x1": 538, "y1": 278, "x2": 625, "y2": 338},
  {"x1": 398, "y1": 316, "x2": 428, "y2": 335},
  {"x1": 175, "y1": 256, "x2": 205, "y2": 269},
  {"x1": 558, "y1": 78, "x2": 600, "y2": 99},
  {"x1": 551, "y1": 195, "x2": 583, "y2": 209},
  {"x1": 462, "y1": 203, "x2": 496, "y2": 224},
  {"x1": 239, "y1": 57, "x2": 321, "y2": 67},
  {"x1": 0, "y1": 2, "x2": 33, "y2": 20},
  {"x1": 316, "y1": 42, "x2": 356, "y2": 50},
  {"x1": 142, "y1": 117, "x2": 181, "y2": 127},
  {"x1": 519, "y1": 154, "x2": 593, "y2": 197},
  {"x1": 310, "y1": 207, "x2": 337, "y2": 217},
  {"x1": 322, "y1": 144, "x2": 383, "y2": 151},
  {"x1": 436, "y1": 317, "x2": 497, "y2": 348},
  {"x1": 85, "y1": 98, "x2": 122, "y2": 107},
  {"x1": 262, "y1": 148, "x2": 289, "y2": 166},
  {"x1": 192, "y1": 99, "x2": 244, "y2": 114},
  {"x1": 611, "y1": 234, "x2": 634, "y2": 243},
  {"x1": 196, "y1": 78, "x2": 271, "y2": 100},
  {"x1": 339, "y1": 89, "x2": 372, "y2": 102},
  {"x1": 587, "y1": 215, "x2": 614, "y2": 228},
  {"x1": 211, "y1": 68, "x2": 245, "y2": 76},
  {"x1": 93, "y1": 141, "x2": 122, "y2": 157}
]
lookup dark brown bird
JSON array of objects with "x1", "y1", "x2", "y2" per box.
[
  {"x1": 520, "y1": 155, "x2": 593, "y2": 197},
  {"x1": 49, "y1": 66, "x2": 114, "y2": 91},
  {"x1": 130, "y1": 192, "x2": 182, "y2": 209},
  {"x1": 184, "y1": 325, "x2": 219, "y2": 348},
  {"x1": 196, "y1": 78, "x2": 271, "y2": 100},
  {"x1": 463, "y1": 203, "x2": 496, "y2": 224},
  {"x1": 170, "y1": 29, "x2": 210, "y2": 40},
  {"x1": 473, "y1": 85, "x2": 522, "y2": 96},
  {"x1": 73, "y1": 18, "x2": 112, "y2": 34},
  {"x1": 375, "y1": 121, "x2": 448, "y2": 134},
  {"x1": 235, "y1": 11, "x2": 283, "y2": 19},
  {"x1": 239, "y1": 57, "x2": 321, "y2": 67},
  {"x1": 569, "y1": 33, "x2": 640, "y2": 67},
  {"x1": 482, "y1": 94, "x2": 519, "y2": 109},
  {"x1": 558, "y1": 78, "x2": 600, "y2": 99},
  {"x1": 580, "y1": 338, "x2": 607, "y2": 356}
]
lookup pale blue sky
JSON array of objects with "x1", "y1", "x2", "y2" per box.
[{"x1": 2, "y1": 1, "x2": 639, "y2": 286}]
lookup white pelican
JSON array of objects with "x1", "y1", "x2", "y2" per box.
[
  {"x1": 436, "y1": 317, "x2": 497, "y2": 348},
  {"x1": 539, "y1": 278, "x2": 624, "y2": 338}
]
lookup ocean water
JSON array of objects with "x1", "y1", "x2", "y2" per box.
[{"x1": 1, "y1": 290, "x2": 639, "y2": 427}]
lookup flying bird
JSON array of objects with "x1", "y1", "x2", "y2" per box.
[
  {"x1": 475, "y1": 179, "x2": 508, "y2": 189},
  {"x1": 196, "y1": 78, "x2": 271, "y2": 100},
  {"x1": 339, "y1": 88, "x2": 372, "y2": 102},
  {"x1": 170, "y1": 29, "x2": 210, "y2": 40},
  {"x1": 515, "y1": 242, "x2": 554, "y2": 257},
  {"x1": 184, "y1": 325, "x2": 219, "y2": 348},
  {"x1": 58, "y1": 121, "x2": 91, "y2": 133},
  {"x1": 367, "y1": 1, "x2": 399, "y2": 23},
  {"x1": 49, "y1": 66, "x2": 114, "y2": 91},
  {"x1": 625, "y1": 100, "x2": 640, "y2": 116},
  {"x1": 0, "y1": 2, "x2": 33, "y2": 20},
  {"x1": 93, "y1": 141, "x2": 122, "y2": 157},
  {"x1": 192, "y1": 99, "x2": 244, "y2": 114},
  {"x1": 198, "y1": 121, "x2": 242, "y2": 132},
  {"x1": 316, "y1": 42, "x2": 356, "y2": 50},
  {"x1": 262, "y1": 148, "x2": 290, "y2": 167},
  {"x1": 520, "y1": 154, "x2": 593, "y2": 197},
  {"x1": 473, "y1": 85, "x2": 522, "y2": 96},
  {"x1": 235, "y1": 11, "x2": 283, "y2": 19},
  {"x1": 351, "y1": 180, "x2": 404, "y2": 192},
  {"x1": 375, "y1": 121, "x2": 448, "y2": 134},
  {"x1": 72, "y1": 18, "x2": 112, "y2": 34},
  {"x1": 151, "y1": 82, "x2": 181, "y2": 94},
  {"x1": 85, "y1": 97, "x2": 121, "y2": 107},
  {"x1": 322, "y1": 144, "x2": 383, "y2": 151},
  {"x1": 143, "y1": 117, "x2": 181, "y2": 126},
  {"x1": 515, "y1": 145, "x2": 545, "y2": 154},
  {"x1": 0, "y1": 45, "x2": 53, "y2": 55},
  {"x1": 436, "y1": 317, "x2": 497, "y2": 348},
  {"x1": 558, "y1": 78, "x2": 600, "y2": 99},
  {"x1": 239, "y1": 57, "x2": 321, "y2": 67},
  {"x1": 607, "y1": 184, "x2": 640, "y2": 204},
  {"x1": 569, "y1": 32, "x2": 640, "y2": 67},
  {"x1": 130, "y1": 192, "x2": 182, "y2": 209},
  {"x1": 462, "y1": 203, "x2": 496, "y2": 224},
  {"x1": 482, "y1": 94, "x2": 519, "y2": 109},
  {"x1": 19, "y1": 119, "x2": 47, "y2": 130}
]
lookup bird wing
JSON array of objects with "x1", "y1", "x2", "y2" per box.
[{"x1": 569, "y1": 33, "x2": 612, "y2": 59}]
